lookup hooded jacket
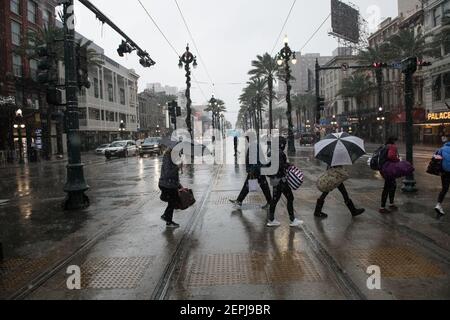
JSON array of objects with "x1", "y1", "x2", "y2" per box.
[
  {"x1": 438, "y1": 142, "x2": 450, "y2": 172},
  {"x1": 159, "y1": 152, "x2": 181, "y2": 189}
]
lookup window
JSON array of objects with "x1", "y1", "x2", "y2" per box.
[
  {"x1": 99, "y1": 79, "x2": 103, "y2": 99},
  {"x1": 11, "y1": 21, "x2": 21, "y2": 46},
  {"x1": 433, "y1": 74, "x2": 442, "y2": 102},
  {"x1": 13, "y1": 54, "x2": 22, "y2": 77},
  {"x1": 119, "y1": 88, "x2": 125, "y2": 105},
  {"x1": 93, "y1": 78, "x2": 99, "y2": 98},
  {"x1": 10, "y1": 0, "x2": 20, "y2": 15},
  {"x1": 29, "y1": 59, "x2": 37, "y2": 80},
  {"x1": 101, "y1": 110, "x2": 104, "y2": 121},
  {"x1": 108, "y1": 83, "x2": 114, "y2": 102},
  {"x1": 79, "y1": 108, "x2": 87, "y2": 120},
  {"x1": 444, "y1": 73, "x2": 450, "y2": 100},
  {"x1": 88, "y1": 108, "x2": 100, "y2": 120},
  {"x1": 432, "y1": 6, "x2": 442, "y2": 28},
  {"x1": 27, "y1": 1, "x2": 37, "y2": 23},
  {"x1": 42, "y1": 10, "x2": 50, "y2": 28}
]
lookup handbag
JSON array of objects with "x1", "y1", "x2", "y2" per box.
[
  {"x1": 286, "y1": 166, "x2": 304, "y2": 190},
  {"x1": 427, "y1": 155, "x2": 443, "y2": 176},
  {"x1": 317, "y1": 167, "x2": 350, "y2": 193},
  {"x1": 176, "y1": 189, "x2": 196, "y2": 210}
]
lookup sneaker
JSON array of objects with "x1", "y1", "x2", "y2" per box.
[
  {"x1": 267, "y1": 220, "x2": 281, "y2": 227},
  {"x1": 166, "y1": 221, "x2": 180, "y2": 228},
  {"x1": 379, "y1": 208, "x2": 391, "y2": 214},
  {"x1": 261, "y1": 203, "x2": 270, "y2": 210},
  {"x1": 389, "y1": 204, "x2": 399, "y2": 211},
  {"x1": 289, "y1": 218, "x2": 304, "y2": 227},
  {"x1": 435, "y1": 203, "x2": 445, "y2": 216},
  {"x1": 161, "y1": 215, "x2": 167, "y2": 222},
  {"x1": 229, "y1": 199, "x2": 242, "y2": 208}
]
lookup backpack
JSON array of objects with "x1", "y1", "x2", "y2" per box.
[
  {"x1": 370, "y1": 146, "x2": 388, "y2": 171},
  {"x1": 286, "y1": 166, "x2": 304, "y2": 190}
]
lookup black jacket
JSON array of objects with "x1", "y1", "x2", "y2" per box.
[
  {"x1": 272, "y1": 149, "x2": 290, "y2": 179},
  {"x1": 159, "y1": 152, "x2": 181, "y2": 189}
]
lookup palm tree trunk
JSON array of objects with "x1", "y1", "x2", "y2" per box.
[{"x1": 268, "y1": 75, "x2": 274, "y2": 135}]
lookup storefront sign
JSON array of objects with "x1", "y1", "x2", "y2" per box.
[{"x1": 427, "y1": 112, "x2": 450, "y2": 121}]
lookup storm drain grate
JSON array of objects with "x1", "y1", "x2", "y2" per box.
[
  {"x1": 350, "y1": 247, "x2": 445, "y2": 279},
  {"x1": 185, "y1": 252, "x2": 323, "y2": 287},
  {"x1": 81, "y1": 256, "x2": 153, "y2": 289},
  {"x1": 211, "y1": 195, "x2": 265, "y2": 205}
]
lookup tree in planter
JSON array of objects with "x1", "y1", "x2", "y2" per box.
[{"x1": 337, "y1": 73, "x2": 374, "y2": 137}]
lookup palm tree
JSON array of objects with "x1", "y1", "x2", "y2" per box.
[
  {"x1": 239, "y1": 78, "x2": 268, "y2": 132},
  {"x1": 248, "y1": 53, "x2": 280, "y2": 133},
  {"x1": 338, "y1": 73, "x2": 374, "y2": 135},
  {"x1": 384, "y1": 28, "x2": 427, "y2": 61},
  {"x1": 205, "y1": 97, "x2": 226, "y2": 133},
  {"x1": 292, "y1": 94, "x2": 315, "y2": 132},
  {"x1": 272, "y1": 108, "x2": 286, "y2": 131}
]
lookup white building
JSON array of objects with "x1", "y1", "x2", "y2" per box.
[{"x1": 77, "y1": 40, "x2": 140, "y2": 149}]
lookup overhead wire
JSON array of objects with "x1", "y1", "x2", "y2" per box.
[{"x1": 270, "y1": 0, "x2": 297, "y2": 55}]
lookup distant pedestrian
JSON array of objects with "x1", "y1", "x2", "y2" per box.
[
  {"x1": 230, "y1": 137, "x2": 272, "y2": 209},
  {"x1": 267, "y1": 137, "x2": 302, "y2": 227},
  {"x1": 159, "y1": 145, "x2": 185, "y2": 228},
  {"x1": 435, "y1": 135, "x2": 450, "y2": 217},
  {"x1": 234, "y1": 136, "x2": 238, "y2": 156},
  {"x1": 379, "y1": 137, "x2": 400, "y2": 214}
]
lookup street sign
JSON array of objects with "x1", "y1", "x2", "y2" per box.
[{"x1": 391, "y1": 62, "x2": 402, "y2": 69}]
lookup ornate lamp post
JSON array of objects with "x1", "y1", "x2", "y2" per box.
[
  {"x1": 220, "y1": 114, "x2": 225, "y2": 139},
  {"x1": 119, "y1": 120, "x2": 126, "y2": 140},
  {"x1": 179, "y1": 44, "x2": 197, "y2": 141},
  {"x1": 277, "y1": 36, "x2": 297, "y2": 155},
  {"x1": 14, "y1": 108, "x2": 25, "y2": 164},
  {"x1": 331, "y1": 115, "x2": 338, "y2": 133}
]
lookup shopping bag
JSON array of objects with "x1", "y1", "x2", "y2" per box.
[
  {"x1": 427, "y1": 155, "x2": 443, "y2": 176},
  {"x1": 248, "y1": 179, "x2": 259, "y2": 192},
  {"x1": 286, "y1": 166, "x2": 304, "y2": 190},
  {"x1": 176, "y1": 189, "x2": 196, "y2": 210},
  {"x1": 317, "y1": 167, "x2": 349, "y2": 193}
]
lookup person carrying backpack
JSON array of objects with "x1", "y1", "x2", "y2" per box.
[
  {"x1": 435, "y1": 135, "x2": 450, "y2": 217},
  {"x1": 379, "y1": 137, "x2": 400, "y2": 214},
  {"x1": 267, "y1": 137, "x2": 303, "y2": 227}
]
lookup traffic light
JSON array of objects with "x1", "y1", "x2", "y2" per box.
[
  {"x1": 36, "y1": 43, "x2": 57, "y2": 85},
  {"x1": 46, "y1": 87, "x2": 63, "y2": 105},
  {"x1": 76, "y1": 44, "x2": 91, "y2": 90},
  {"x1": 117, "y1": 40, "x2": 134, "y2": 57},
  {"x1": 402, "y1": 57, "x2": 418, "y2": 74},
  {"x1": 168, "y1": 100, "x2": 179, "y2": 125},
  {"x1": 418, "y1": 59, "x2": 432, "y2": 67},
  {"x1": 317, "y1": 97, "x2": 325, "y2": 111}
]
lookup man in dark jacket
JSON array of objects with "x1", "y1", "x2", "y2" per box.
[
  {"x1": 435, "y1": 136, "x2": 450, "y2": 217},
  {"x1": 230, "y1": 137, "x2": 272, "y2": 209},
  {"x1": 267, "y1": 137, "x2": 302, "y2": 227}
]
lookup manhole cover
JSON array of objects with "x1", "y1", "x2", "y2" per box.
[
  {"x1": 81, "y1": 256, "x2": 153, "y2": 289},
  {"x1": 350, "y1": 247, "x2": 445, "y2": 279},
  {"x1": 184, "y1": 252, "x2": 323, "y2": 287}
]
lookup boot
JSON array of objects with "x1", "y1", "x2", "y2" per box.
[
  {"x1": 346, "y1": 199, "x2": 365, "y2": 217},
  {"x1": 314, "y1": 199, "x2": 328, "y2": 219}
]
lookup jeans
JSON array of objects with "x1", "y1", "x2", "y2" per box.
[
  {"x1": 237, "y1": 175, "x2": 272, "y2": 204},
  {"x1": 319, "y1": 183, "x2": 351, "y2": 203},
  {"x1": 381, "y1": 178, "x2": 397, "y2": 208},
  {"x1": 269, "y1": 180, "x2": 294, "y2": 221},
  {"x1": 438, "y1": 171, "x2": 450, "y2": 203},
  {"x1": 160, "y1": 187, "x2": 179, "y2": 222}
]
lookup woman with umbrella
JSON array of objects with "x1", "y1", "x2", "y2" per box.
[{"x1": 314, "y1": 132, "x2": 366, "y2": 219}]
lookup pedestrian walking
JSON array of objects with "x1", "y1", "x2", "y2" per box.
[
  {"x1": 267, "y1": 137, "x2": 303, "y2": 227},
  {"x1": 159, "y1": 145, "x2": 185, "y2": 228},
  {"x1": 435, "y1": 135, "x2": 450, "y2": 217},
  {"x1": 230, "y1": 137, "x2": 272, "y2": 209},
  {"x1": 379, "y1": 137, "x2": 400, "y2": 214},
  {"x1": 313, "y1": 132, "x2": 366, "y2": 219},
  {"x1": 234, "y1": 136, "x2": 238, "y2": 156}
]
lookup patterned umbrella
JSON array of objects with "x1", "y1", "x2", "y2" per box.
[{"x1": 314, "y1": 132, "x2": 365, "y2": 166}]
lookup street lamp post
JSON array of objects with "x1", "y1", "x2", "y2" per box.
[
  {"x1": 277, "y1": 36, "x2": 297, "y2": 155},
  {"x1": 14, "y1": 108, "x2": 25, "y2": 164},
  {"x1": 119, "y1": 120, "x2": 126, "y2": 139},
  {"x1": 179, "y1": 44, "x2": 197, "y2": 149},
  {"x1": 62, "y1": 0, "x2": 89, "y2": 210},
  {"x1": 331, "y1": 115, "x2": 338, "y2": 133}
]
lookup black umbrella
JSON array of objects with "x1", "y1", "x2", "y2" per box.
[{"x1": 314, "y1": 132, "x2": 365, "y2": 166}]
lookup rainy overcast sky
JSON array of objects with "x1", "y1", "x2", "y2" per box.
[{"x1": 72, "y1": 0, "x2": 398, "y2": 125}]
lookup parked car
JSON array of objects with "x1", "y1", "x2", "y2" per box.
[
  {"x1": 299, "y1": 133, "x2": 316, "y2": 146},
  {"x1": 95, "y1": 144, "x2": 110, "y2": 155},
  {"x1": 105, "y1": 141, "x2": 138, "y2": 159},
  {"x1": 139, "y1": 137, "x2": 163, "y2": 157}
]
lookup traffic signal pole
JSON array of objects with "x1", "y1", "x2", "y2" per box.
[{"x1": 62, "y1": 1, "x2": 89, "y2": 210}]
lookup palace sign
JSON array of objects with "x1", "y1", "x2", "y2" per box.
[{"x1": 427, "y1": 112, "x2": 450, "y2": 122}]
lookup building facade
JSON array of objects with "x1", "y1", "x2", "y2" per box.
[
  {"x1": 0, "y1": 0, "x2": 59, "y2": 161},
  {"x1": 138, "y1": 89, "x2": 171, "y2": 138}
]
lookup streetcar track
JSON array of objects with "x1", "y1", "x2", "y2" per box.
[{"x1": 150, "y1": 165, "x2": 222, "y2": 300}]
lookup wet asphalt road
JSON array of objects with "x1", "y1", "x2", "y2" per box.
[{"x1": 0, "y1": 141, "x2": 449, "y2": 300}]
